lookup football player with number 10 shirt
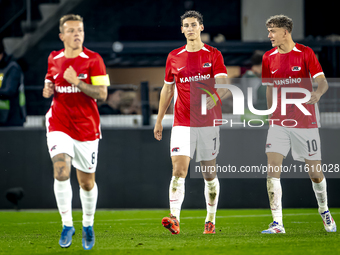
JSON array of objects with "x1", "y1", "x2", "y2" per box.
[{"x1": 261, "y1": 15, "x2": 336, "y2": 234}]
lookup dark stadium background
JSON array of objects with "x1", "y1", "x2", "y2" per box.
[{"x1": 1, "y1": 0, "x2": 340, "y2": 210}]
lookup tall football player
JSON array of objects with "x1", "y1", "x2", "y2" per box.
[
  {"x1": 261, "y1": 15, "x2": 336, "y2": 234},
  {"x1": 43, "y1": 14, "x2": 110, "y2": 249},
  {"x1": 154, "y1": 10, "x2": 230, "y2": 235}
]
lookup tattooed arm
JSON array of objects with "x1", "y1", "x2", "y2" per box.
[
  {"x1": 63, "y1": 65, "x2": 107, "y2": 101},
  {"x1": 76, "y1": 80, "x2": 107, "y2": 101}
]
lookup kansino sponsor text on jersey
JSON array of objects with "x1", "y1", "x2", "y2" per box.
[{"x1": 55, "y1": 85, "x2": 81, "y2": 93}]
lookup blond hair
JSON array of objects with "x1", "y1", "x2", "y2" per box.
[{"x1": 59, "y1": 14, "x2": 83, "y2": 33}]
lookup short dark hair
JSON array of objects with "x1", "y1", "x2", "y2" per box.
[
  {"x1": 59, "y1": 14, "x2": 83, "y2": 33},
  {"x1": 266, "y1": 14, "x2": 293, "y2": 33},
  {"x1": 180, "y1": 10, "x2": 203, "y2": 26}
]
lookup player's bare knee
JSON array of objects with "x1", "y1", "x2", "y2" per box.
[
  {"x1": 53, "y1": 161, "x2": 70, "y2": 181},
  {"x1": 172, "y1": 168, "x2": 187, "y2": 178},
  {"x1": 310, "y1": 177, "x2": 323, "y2": 183},
  {"x1": 202, "y1": 171, "x2": 217, "y2": 181},
  {"x1": 54, "y1": 173, "x2": 70, "y2": 181},
  {"x1": 80, "y1": 181, "x2": 95, "y2": 191},
  {"x1": 53, "y1": 162, "x2": 70, "y2": 181}
]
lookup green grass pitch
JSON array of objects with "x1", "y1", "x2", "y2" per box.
[{"x1": 0, "y1": 208, "x2": 339, "y2": 255}]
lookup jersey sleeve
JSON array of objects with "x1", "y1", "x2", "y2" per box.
[
  {"x1": 212, "y1": 50, "x2": 227, "y2": 78},
  {"x1": 45, "y1": 53, "x2": 55, "y2": 84},
  {"x1": 90, "y1": 53, "x2": 110, "y2": 86},
  {"x1": 261, "y1": 54, "x2": 273, "y2": 86},
  {"x1": 306, "y1": 47, "x2": 324, "y2": 79},
  {"x1": 164, "y1": 53, "x2": 175, "y2": 84}
]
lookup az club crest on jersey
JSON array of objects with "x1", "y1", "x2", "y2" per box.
[
  {"x1": 78, "y1": 73, "x2": 88, "y2": 79},
  {"x1": 292, "y1": 66, "x2": 301, "y2": 71},
  {"x1": 203, "y1": 62, "x2": 212, "y2": 68}
]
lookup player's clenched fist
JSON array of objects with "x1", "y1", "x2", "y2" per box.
[
  {"x1": 43, "y1": 82, "x2": 55, "y2": 98},
  {"x1": 154, "y1": 123, "x2": 163, "y2": 141},
  {"x1": 63, "y1": 66, "x2": 79, "y2": 85},
  {"x1": 306, "y1": 91, "x2": 322, "y2": 105}
]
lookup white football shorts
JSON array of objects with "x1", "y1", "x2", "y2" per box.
[
  {"x1": 47, "y1": 131, "x2": 99, "y2": 173},
  {"x1": 265, "y1": 125, "x2": 321, "y2": 162},
  {"x1": 170, "y1": 126, "x2": 220, "y2": 162}
]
